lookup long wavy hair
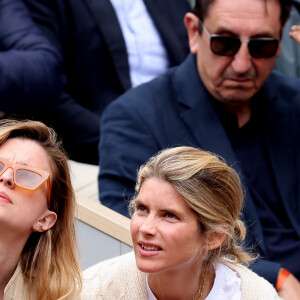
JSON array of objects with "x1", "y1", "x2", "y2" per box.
[
  {"x1": 130, "y1": 146, "x2": 255, "y2": 266},
  {"x1": 0, "y1": 119, "x2": 81, "y2": 299}
]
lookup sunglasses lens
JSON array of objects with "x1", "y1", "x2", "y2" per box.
[
  {"x1": 0, "y1": 162, "x2": 5, "y2": 173},
  {"x1": 249, "y1": 39, "x2": 279, "y2": 58},
  {"x1": 211, "y1": 36, "x2": 240, "y2": 56},
  {"x1": 16, "y1": 169, "x2": 43, "y2": 190}
]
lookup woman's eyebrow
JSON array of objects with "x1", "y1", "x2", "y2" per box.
[
  {"x1": 0, "y1": 157, "x2": 30, "y2": 166},
  {"x1": 134, "y1": 199, "x2": 147, "y2": 207}
]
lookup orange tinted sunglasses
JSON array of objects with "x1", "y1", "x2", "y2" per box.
[{"x1": 0, "y1": 157, "x2": 51, "y2": 203}]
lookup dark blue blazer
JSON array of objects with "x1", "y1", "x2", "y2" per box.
[
  {"x1": 24, "y1": 0, "x2": 191, "y2": 163},
  {"x1": 0, "y1": 0, "x2": 61, "y2": 116},
  {"x1": 99, "y1": 54, "x2": 300, "y2": 285}
]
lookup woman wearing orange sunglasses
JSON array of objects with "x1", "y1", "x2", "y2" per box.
[{"x1": 0, "y1": 119, "x2": 81, "y2": 300}]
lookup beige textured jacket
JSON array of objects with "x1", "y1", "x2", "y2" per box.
[
  {"x1": 82, "y1": 252, "x2": 281, "y2": 300},
  {"x1": 4, "y1": 264, "x2": 28, "y2": 300},
  {"x1": 4, "y1": 264, "x2": 79, "y2": 300}
]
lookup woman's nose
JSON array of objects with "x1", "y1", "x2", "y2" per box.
[
  {"x1": 0, "y1": 168, "x2": 15, "y2": 188},
  {"x1": 139, "y1": 216, "x2": 161, "y2": 235}
]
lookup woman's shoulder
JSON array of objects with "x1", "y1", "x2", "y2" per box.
[
  {"x1": 4, "y1": 264, "x2": 28, "y2": 300},
  {"x1": 224, "y1": 261, "x2": 281, "y2": 299},
  {"x1": 83, "y1": 251, "x2": 136, "y2": 279},
  {"x1": 82, "y1": 252, "x2": 147, "y2": 300}
]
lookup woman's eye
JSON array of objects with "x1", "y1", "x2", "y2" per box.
[
  {"x1": 136, "y1": 204, "x2": 147, "y2": 212},
  {"x1": 165, "y1": 212, "x2": 178, "y2": 219}
]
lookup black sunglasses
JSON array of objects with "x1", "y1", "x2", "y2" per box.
[{"x1": 201, "y1": 22, "x2": 279, "y2": 59}]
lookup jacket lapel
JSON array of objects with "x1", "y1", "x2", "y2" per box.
[
  {"x1": 173, "y1": 55, "x2": 239, "y2": 165},
  {"x1": 172, "y1": 54, "x2": 266, "y2": 252},
  {"x1": 84, "y1": 0, "x2": 131, "y2": 90},
  {"x1": 142, "y1": 0, "x2": 189, "y2": 65}
]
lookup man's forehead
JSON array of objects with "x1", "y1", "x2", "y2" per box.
[
  {"x1": 204, "y1": 0, "x2": 282, "y2": 33},
  {"x1": 205, "y1": 0, "x2": 280, "y2": 20}
]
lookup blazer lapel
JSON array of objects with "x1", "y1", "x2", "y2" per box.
[
  {"x1": 142, "y1": 0, "x2": 189, "y2": 65},
  {"x1": 84, "y1": 0, "x2": 131, "y2": 90},
  {"x1": 172, "y1": 54, "x2": 266, "y2": 252},
  {"x1": 173, "y1": 55, "x2": 238, "y2": 164}
]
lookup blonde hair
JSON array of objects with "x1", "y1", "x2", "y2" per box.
[
  {"x1": 131, "y1": 146, "x2": 254, "y2": 266},
  {"x1": 0, "y1": 119, "x2": 81, "y2": 299}
]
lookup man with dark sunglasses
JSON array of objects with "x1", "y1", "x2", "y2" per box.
[{"x1": 98, "y1": 0, "x2": 300, "y2": 297}]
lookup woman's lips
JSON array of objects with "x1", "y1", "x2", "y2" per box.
[
  {"x1": 0, "y1": 191, "x2": 12, "y2": 204},
  {"x1": 138, "y1": 242, "x2": 162, "y2": 256}
]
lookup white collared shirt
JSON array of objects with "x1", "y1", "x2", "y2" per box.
[
  {"x1": 146, "y1": 262, "x2": 242, "y2": 300},
  {"x1": 109, "y1": 0, "x2": 169, "y2": 87}
]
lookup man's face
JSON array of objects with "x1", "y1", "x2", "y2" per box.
[{"x1": 186, "y1": 0, "x2": 282, "y2": 107}]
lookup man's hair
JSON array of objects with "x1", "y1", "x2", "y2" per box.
[{"x1": 193, "y1": 0, "x2": 293, "y2": 30}]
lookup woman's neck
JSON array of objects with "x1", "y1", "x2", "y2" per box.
[
  {"x1": 0, "y1": 259, "x2": 18, "y2": 300},
  {"x1": 147, "y1": 264, "x2": 215, "y2": 300},
  {"x1": 0, "y1": 236, "x2": 26, "y2": 299}
]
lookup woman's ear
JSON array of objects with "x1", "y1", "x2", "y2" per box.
[
  {"x1": 184, "y1": 12, "x2": 201, "y2": 54},
  {"x1": 205, "y1": 231, "x2": 227, "y2": 251},
  {"x1": 33, "y1": 210, "x2": 57, "y2": 232}
]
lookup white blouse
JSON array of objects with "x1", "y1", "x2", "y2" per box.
[{"x1": 146, "y1": 262, "x2": 242, "y2": 300}]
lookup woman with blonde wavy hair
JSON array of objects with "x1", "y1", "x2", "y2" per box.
[
  {"x1": 0, "y1": 119, "x2": 81, "y2": 300},
  {"x1": 83, "y1": 146, "x2": 280, "y2": 299}
]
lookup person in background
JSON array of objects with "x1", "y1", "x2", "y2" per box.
[
  {"x1": 0, "y1": 0, "x2": 61, "y2": 121},
  {"x1": 0, "y1": 119, "x2": 81, "y2": 300},
  {"x1": 97, "y1": 0, "x2": 300, "y2": 297},
  {"x1": 83, "y1": 146, "x2": 280, "y2": 300},
  {"x1": 289, "y1": 24, "x2": 300, "y2": 43},
  {"x1": 24, "y1": 0, "x2": 191, "y2": 164},
  {"x1": 274, "y1": 0, "x2": 300, "y2": 76}
]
